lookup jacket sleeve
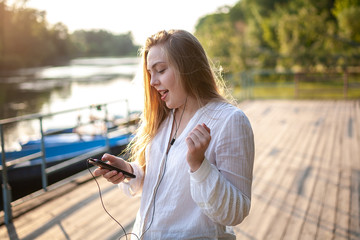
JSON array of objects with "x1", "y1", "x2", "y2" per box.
[
  {"x1": 118, "y1": 161, "x2": 145, "y2": 197},
  {"x1": 189, "y1": 110, "x2": 254, "y2": 226}
]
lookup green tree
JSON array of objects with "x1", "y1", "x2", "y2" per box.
[
  {"x1": 333, "y1": 0, "x2": 360, "y2": 44},
  {"x1": 48, "y1": 22, "x2": 72, "y2": 63},
  {"x1": 0, "y1": 1, "x2": 139, "y2": 71},
  {"x1": 195, "y1": 9, "x2": 233, "y2": 66},
  {"x1": 275, "y1": 3, "x2": 331, "y2": 69},
  {"x1": 195, "y1": 0, "x2": 360, "y2": 73},
  {"x1": 0, "y1": 2, "x2": 72, "y2": 70}
]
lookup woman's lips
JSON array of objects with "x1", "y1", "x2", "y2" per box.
[{"x1": 160, "y1": 90, "x2": 169, "y2": 101}]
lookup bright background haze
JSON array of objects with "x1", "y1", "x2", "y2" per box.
[{"x1": 13, "y1": 0, "x2": 238, "y2": 44}]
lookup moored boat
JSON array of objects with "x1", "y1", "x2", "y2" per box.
[{"x1": 0, "y1": 128, "x2": 134, "y2": 210}]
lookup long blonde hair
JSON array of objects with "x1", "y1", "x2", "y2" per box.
[{"x1": 127, "y1": 29, "x2": 226, "y2": 169}]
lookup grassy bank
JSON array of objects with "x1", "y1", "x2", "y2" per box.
[{"x1": 231, "y1": 71, "x2": 360, "y2": 100}]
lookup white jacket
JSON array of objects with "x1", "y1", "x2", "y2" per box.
[{"x1": 120, "y1": 101, "x2": 255, "y2": 239}]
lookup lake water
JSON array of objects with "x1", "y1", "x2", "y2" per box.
[{"x1": 0, "y1": 57, "x2": 144, "y2": 151}]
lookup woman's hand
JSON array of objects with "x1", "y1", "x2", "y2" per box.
[
  {"x1": 93, "y1": 153, "x2": 133, "y2": 184},
  {"x1": 186, "y1": 123, "x2": 211, "y2": 172}
]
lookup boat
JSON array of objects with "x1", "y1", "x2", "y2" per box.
[
  {"x1": 0, "y1": 127, "x2": 134, "y2": 208},
  {"x1": 1, "y1": 130, "x2": 133, "y2": 181}
]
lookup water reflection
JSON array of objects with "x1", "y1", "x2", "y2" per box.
[{"x1": 0, "y1": 57, "x2": 143, "y2": 150}]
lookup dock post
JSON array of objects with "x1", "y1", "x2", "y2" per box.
[
  {"x1": 0, "y1": 125, "x2": 13, "y2": 224},
  {"x1": 343, "y1": 69, "x2": 348, "y2": 99},
  {"x1": 39, "y1": 117, "x2": 48, "y2": 191},
  {"x1": 126, "y1": 99, "x2": 130, "y2": 130},
  {"x1": 103, "y1": 105, "x2": 110, "y2": 151},
  {"x1": 294, "y1": 73, "x2": 299, "y2": 98}
]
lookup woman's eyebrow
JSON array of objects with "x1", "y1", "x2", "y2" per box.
[{"x1": 148, "y1": 61, "x2": 166, "y2": 70}]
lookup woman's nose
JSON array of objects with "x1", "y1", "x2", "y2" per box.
[{"x1": 150, "y1": 75, "x2": 159, "y2": 86}]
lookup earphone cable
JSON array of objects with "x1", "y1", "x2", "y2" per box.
[
  {"x1": 138, "y1": 152, "x2": 168, "y2": 239},
  {"x1": 140, "y1": 100, "x2": 187, "y2": 238},
  {"x1": 87, "y1": 160, "x2": 140, "y2": 240},
  {"x1": 171, "y1": 97, "x2": 187, "y2": 144}
]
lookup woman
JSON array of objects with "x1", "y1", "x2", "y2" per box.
[{"x1": 94, "y1": 29, "x2": 254, "y2": 239}]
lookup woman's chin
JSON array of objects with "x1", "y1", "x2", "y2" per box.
[{"x1": 165, "y1": 102, "x2": 177, "y2": 110}]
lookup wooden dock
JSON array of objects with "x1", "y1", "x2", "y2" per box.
[{"x1": 1, "y1": 100, "x2": 359, "y2": 239}]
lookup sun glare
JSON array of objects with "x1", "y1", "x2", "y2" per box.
[{"x1": 8, "y1": 0, "x2": 238, "y2": 44}]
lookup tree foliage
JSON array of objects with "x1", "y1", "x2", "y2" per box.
[
  {"x1": 71, "y1": 30, "x2": 137, "y2": 57},
  {"x1": 195, "y1": 0, "x2": 360, "y2": 73},
  {"x1": 0, "y1": 1, "x2": 139, "y2": 71}
]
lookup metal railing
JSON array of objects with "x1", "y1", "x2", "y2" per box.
[
  {"x1": 229, "y1": 69, "x2": 360, "y2": 100},
  {"x1": 0, "y1": 98, "x2": 133, "y2": 225}
]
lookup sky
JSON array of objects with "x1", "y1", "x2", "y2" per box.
[{"x1": 14, "y1": 0, "x2": 239, "y2": 44}]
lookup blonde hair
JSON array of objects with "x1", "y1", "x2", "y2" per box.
[{"x1": 126, "y1": 29, "x2": 226, "y2": 169}]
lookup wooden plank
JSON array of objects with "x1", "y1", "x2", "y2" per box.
[
  {"x1": 349, "y1": 100, "x2": 360, "y2": 240},
  {"x1": 236, "y1": 101, "x2": 322, "y2": 239},
  {"x1": 273, "y1": 102, "x2": 332, "y2": 240},
  {"x1": 298, "y1": 102, "x2": 340, "y2": 239},
  {"x1": 0, "y1": 170, "x2": 140, "y2": 240},
  {"x1": 235, "y1": 101, "x2": 359, "y2": 239},
  {"x1": 65, "y1": 186, "x2": 139, "y2": 240},
  {"x1": 258, "y1": 103, "x2": 323, "y2": 239},
  {"x1": 315, "y1": 102, "x2": 342, "y2": 240},
  {"x1": 333, "y1": 102, "x2": 352, "y2": 240},
  {"x1": 13, "y1": 180, "x2": 113, "y2": 238},
  {"x1": 283, "y1": 101, "x2": 350, "y2": 240},
  {"x1": 262, "y1": 102, "x2": 335, "y2": 240}
]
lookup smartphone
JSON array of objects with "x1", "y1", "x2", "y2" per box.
[{"x1": 88, "y1": 158, "x2": 136, "y2": 178}]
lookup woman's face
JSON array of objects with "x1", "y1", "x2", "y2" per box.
[{"x1": 147, "y1": 45, "x2": 187, "y2": 109}]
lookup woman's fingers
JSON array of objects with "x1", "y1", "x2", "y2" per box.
[
  {"x1": 92, "y1": 153, "x2": 128, "y2": 184},
  {"x1": 104, "y1": 171, "x2": 125, "y2": 184},
  {"x1": 186, "y1": 123, "x2": 211, "y2": 172},
  {"x1": 93, "y1": 167, "x2": 109, "y2": 177},
  {"x1": 185, "y1": 135, "x2": 196, "y2": 151},
  {"x1": 101, "y1": 153, "x2": 123, "y2": 167},
  {"x1": 202, "y1": 123, "x2": 210, "y2": 133},
  {"x1": 187, "y1": 124, "x2": 211, "y2": 150}
]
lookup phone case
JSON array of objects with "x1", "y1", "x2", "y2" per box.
[{"x1": 88, "y1": 158, "x2": 136, "y2": 178}]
